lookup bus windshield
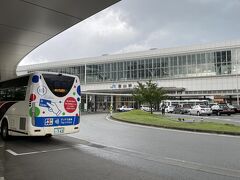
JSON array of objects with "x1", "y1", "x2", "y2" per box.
[{"x1": 43, "y1": 74, "x2": 75, "y2": 97}]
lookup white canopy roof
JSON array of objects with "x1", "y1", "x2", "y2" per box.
[{"x1": 0, "y1": 0, "x2": 120, "y2": 81}]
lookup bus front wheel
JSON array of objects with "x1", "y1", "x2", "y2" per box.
[{"x1": 1, "y1": 120, "x2": 9, "y2": 140}]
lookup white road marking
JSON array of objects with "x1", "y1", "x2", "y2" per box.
[
  {"x1": 5, "y1": 136, "x2": 240, "y2": 178},
  {"x1": 106, "y1": 115, "x2": 240, "y2": 138},
  {"x1": 6, "y1": 147, "x2": 71, "y2": 156},
  {"x1": 6, "y1": 149, "x2": 18, "y2": 156},
  {"x1": 165, "y1": 157, "x2": 239, "y2": 172},
  {"x1": 164, "y1": 157, "x2": 240, "y2": 178},
  {"x1": 73, "y1": 139, "x2": 240, "y2": 178}
]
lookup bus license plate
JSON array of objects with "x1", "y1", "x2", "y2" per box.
[{"x1": 54, "y1": 127, "x2": 64, "y2": 134}]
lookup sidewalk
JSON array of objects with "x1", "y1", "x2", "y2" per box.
[{"x1": 0, "y1": 140, "x2": 4, "y2": 180}]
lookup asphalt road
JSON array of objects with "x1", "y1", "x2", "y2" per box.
[{"x1": 0, "y1": 113, "x2": 240, "y2": 180}]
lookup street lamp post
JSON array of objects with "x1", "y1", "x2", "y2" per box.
[
  {"x1": 237, "y1": 71, "x2": 239, "y2": 105},
  {"x1": 234, "y1": 54, "x2": 239, "y2": 105}
]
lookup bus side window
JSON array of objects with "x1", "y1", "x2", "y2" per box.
[
  {"x1": 15, "y1": 86, "x2": 27, "y2": 101},
  {"x1": 0, "y1": 88, "x2": 5, "y2": 101},
  {"x1": 0, "y1": 75, "x2": 29, "y2": 101},
  {"x1": 6, "y1": 88, "x2": 15, "y2": 101},
  {"x1": 0, "y1": 88, "x2": 8, "y2": 101}
]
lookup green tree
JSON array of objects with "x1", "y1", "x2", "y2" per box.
[
  {"x1": 132, "y1": 81, "x2": 145, "y2": 107},
  {"x1": 154, "y1": 87, "x2": 168, "y2": 111},
  {"x1": 133, "y1": 80, "x2": 167, "y2": 114}
]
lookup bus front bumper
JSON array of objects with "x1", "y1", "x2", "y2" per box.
[{"x1": 28, "y1": 125, "x2": 80, "y2": 136}]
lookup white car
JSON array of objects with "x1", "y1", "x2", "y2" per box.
[
  {"x1": 189, "y1": 105, "x2": 212, "y2": 116},
  {"x1": 117, "y1": 106, "x2": 134, "y2": 112},
  {"x1": 140, "y1": 106, "x2": 154, "y2": 112},
  {"x1": 165, "y1": 106, "x2": 175, "y2": 113}
]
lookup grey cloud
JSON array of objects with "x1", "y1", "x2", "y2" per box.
[{"x1": 19, "y1": 0, "x2": 240, "y2": 66}]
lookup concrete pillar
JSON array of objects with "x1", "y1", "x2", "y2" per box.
[
  {"x1": 110, "y1": 95, "x2": 113, "y2": 115},
  {"x1": 237, "y1": 94, "x2": 239, "y2": 105},
  {"x1": 84, "y1": 64, "x2": 87, "y2": 85},
  {"x1": 85, "y1": 94, "x2": 88, "y2": 112},
  {"x1": 229, "y1": 95, "x2": 232, "y2": 104},
  {"x1": 111, "y1": 95, "x2": 113, "y2": 104},
  {"x1": 94, "y1": 95, "x2": 97, "y2": 112}
]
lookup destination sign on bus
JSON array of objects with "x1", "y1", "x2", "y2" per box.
[{"x1": 54, "y1": 88, "x2": 66, "y2": 93}]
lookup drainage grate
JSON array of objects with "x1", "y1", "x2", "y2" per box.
[{"x1": 88, "y1": 143, "x2": 106, "y2": 149}]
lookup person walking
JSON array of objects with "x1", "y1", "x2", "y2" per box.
[{"x1": 161, "y1": 103, "x2": 166, "y2": 115}]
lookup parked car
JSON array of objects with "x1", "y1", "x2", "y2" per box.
[
  {"x1": 189, "y1": 105, "x2": 212, "y2": 116},
  {"x1": 208, "y1": 103, "x2": 218, "y2": 108},
  {"x1": 165, "y1": 105, "x2": 175, "y2": 113},
  {"x1": 211, "y1": 104, "x2": 234, "y2": 116},
  {"x1": 117, "y1": 106, "x2": 134, "y2": 112},
  {"x1": 232, "y1": 104, "x2": 240, "y2": 113},
  {"x1": 218, "y1": 103, "x2": 237, "y2": 114},
  {"x1": 173, "y1": 104, "x2": 183, "y2": 114},
  {"x1": 173, "y1": 104, "x2": 191, "y2": 114},
  {"x1": 181, "y1": 104, "x2": 192, "y2": 114},
  {"x1": 140, "y1": 105, "x2": 154, "y2": 112}
]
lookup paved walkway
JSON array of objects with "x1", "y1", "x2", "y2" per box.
[{"x1": 0, "y1": 140, "x2": 4, "y2": 180}]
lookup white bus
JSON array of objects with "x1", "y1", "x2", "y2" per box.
[
  {"x1": 0, "y1": 72, "x2": 81, "y2": 140},
  {"x1": 163, "y1": 99, "x2": 209, "y2": 107}
]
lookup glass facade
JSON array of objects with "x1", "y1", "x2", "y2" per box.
[
  {"x1": 46, "y1": 66, "x2": 85, "y2": 83},
  {"x1": 43, "y1": 49, "x2": 236, "y2": 84}
]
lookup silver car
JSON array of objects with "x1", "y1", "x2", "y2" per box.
[{"x1": 189, "y1": 105, "x2": 212, "y2": 116}]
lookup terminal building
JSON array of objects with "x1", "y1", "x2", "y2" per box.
[{"x1": 17, "y1": 41, "x2": 240, "y2": 111}]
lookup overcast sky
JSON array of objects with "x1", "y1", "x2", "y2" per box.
[{"x1": 19, "y1": 0, "x2": 240, "y2": 66}]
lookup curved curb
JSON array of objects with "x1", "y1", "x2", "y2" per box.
[{"x1": 110, "y1": 116, "x2": 240, "y2": 136}]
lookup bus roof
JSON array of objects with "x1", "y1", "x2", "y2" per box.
[{"x1": 0, "y1": 71, "x2": 77, "y2": 83}]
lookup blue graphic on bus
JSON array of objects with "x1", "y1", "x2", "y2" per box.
[
  {"x1": 47, "y1": 102, "x2": 61, "y2": 116},
  {"x1": 32, "y1": 75, "x2": 39, "y2": 83},
  {"x1": 45, "y1": 118, "x2": 53, "y2": 126},
  {"x1": 39, "y1": 99, "x2": 51, "y2": 108},
  {"x1": 39, "y1": 99, "x2": 62, "y2": 116},
  {"x1": 34, "y1": 116, "x2": 79, "y2": 127},
  {"x1": 77, "y1": 85, "x2": 81, "y2": 96}
]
